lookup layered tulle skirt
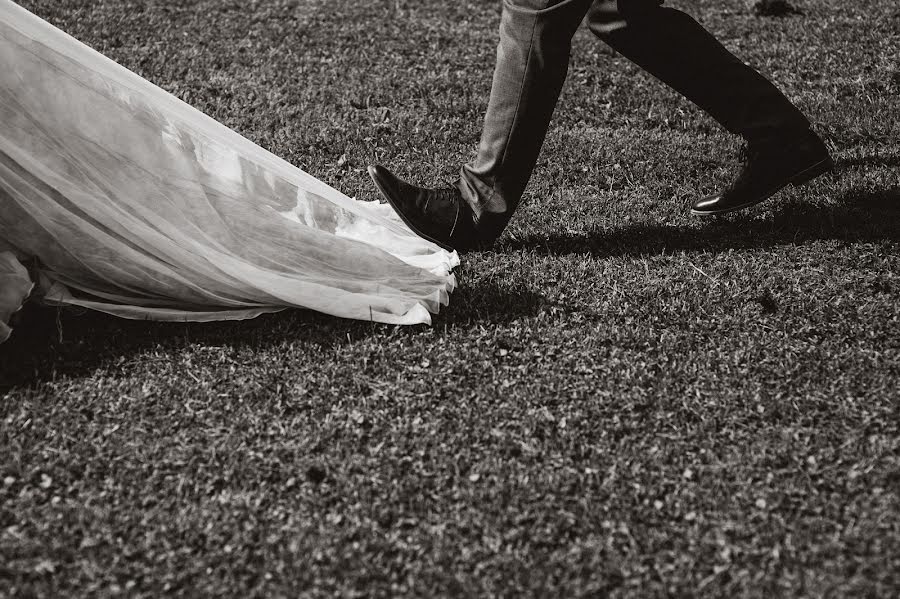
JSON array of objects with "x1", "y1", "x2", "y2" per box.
[{"x1": 0, "y1": 0, "x2": 458, "y2": 342}]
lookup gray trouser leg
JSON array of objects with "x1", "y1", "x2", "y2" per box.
[{"x1": 458, "y1": 0, "x2": 592, "y2": 244}]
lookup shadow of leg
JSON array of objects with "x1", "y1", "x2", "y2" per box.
[{"x1": 496, "y1": 186, "x2": 900, "y2": 258}]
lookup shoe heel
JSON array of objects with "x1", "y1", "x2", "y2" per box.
[{"x1": 790, "y1": 157, "x2": 835, "y2": 187}]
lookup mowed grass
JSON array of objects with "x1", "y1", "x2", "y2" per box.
[{"x1": 2, "y1": 0, "x2": 899, "y2": 596}]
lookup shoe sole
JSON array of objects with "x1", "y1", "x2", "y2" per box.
[
  {"x1": 368, "y1": 166, "x2": 456, "y2": 252},
  {"x1": 691, "y1": 157, "x2": 835, "y2": 217}
]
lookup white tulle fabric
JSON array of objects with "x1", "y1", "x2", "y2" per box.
[{"x1": 0, "y1": 0, "x2": 458, "y2": 340}]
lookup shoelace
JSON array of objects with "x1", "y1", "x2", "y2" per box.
[
  {"x1": 433, "y1": 186, "x2": 465, "y2": 238},
  {"x1": 419, "y1": 186, "x2": 460, "y2": 221},
  {"x1": 736, "y1": 144, "x2": 764, "y2": 164},
  {"x1": 725, "y1": 144, "x2": 761, "y2": 192},
  {"x1": 434, "y1": 187, "x2": 460, "y2": 207},
  {"x1": 423, "y1": 186, "x2": 460, "y2": 213}
]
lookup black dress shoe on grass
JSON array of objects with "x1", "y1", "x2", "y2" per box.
[
  {"x1": 368, "y1": 165, "x2": 480, "y2": 252},
  {"x1": 692, "y1": 130, "x2": 834, "y2": 216}
]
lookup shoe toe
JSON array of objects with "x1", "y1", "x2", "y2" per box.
[
  {"x1": 691, "y1": 193, "x2": 722, "y2": 214},
  {"x1": 368, "y1": 164, "x2": 390, "y2": 180},
  {"x1": 370, "y1": 165, "x2": 419, "y2": 212},
  {"x1": 369, "y1": 164, "x2": 400, "y2": 193}
]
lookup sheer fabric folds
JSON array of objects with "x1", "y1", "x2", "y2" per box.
[{"x1": 0, "y1": 0, "x2": 458, "y2": 339}]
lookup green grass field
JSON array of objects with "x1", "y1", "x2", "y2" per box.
[{"x1": 2, "y1": 0, "x2": 898, "y2": 596}]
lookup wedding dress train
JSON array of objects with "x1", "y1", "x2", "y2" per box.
[{"x1": 0, "y1": 0, "x2": 458, "y2": 342}]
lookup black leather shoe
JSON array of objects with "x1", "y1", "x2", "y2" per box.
[
  {"x1": 368, "y1": 165, "x2": 480, "y2": 252},
  {"x1": 692, "y1": 130, "x2": 834, "y2": 216}
]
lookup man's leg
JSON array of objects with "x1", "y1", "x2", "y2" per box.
[
  {"x1": 457, "y1": 0, "x2": 593, "y2": 243},
  {"x1": 587, "y1": 0, "x2": 810, "y2": 142},
  {"x1": 587, "y1": 0, "x2": 832, "y2": 215}
]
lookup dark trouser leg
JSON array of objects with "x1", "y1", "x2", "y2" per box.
[
  {"x1": 458, "y1": 0, "x2": 592, "y2": 243},
  {"x1": 587, "y1": 0, "x2": 810, "y2": 142}
]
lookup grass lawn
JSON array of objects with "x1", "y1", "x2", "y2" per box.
[{"x1": 2, "y1": 0, "x2": 898, "y2": 596}]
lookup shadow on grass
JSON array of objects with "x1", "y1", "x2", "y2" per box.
[
  {"x1": 839, "y1": 153, "x2": 900, "y2": 170},
  {"x1": 0, "y1": 282, "x2": 542, "y2": 390},
  {"x1": 4, "y1": 188, "x2": 892, "y2": 389},
  {"x1": 498, "y1": 187, "x2": 900, "y2": 258},
  {"x1": 440, "y1": 279, "x2": 544, "y2": 325}
]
